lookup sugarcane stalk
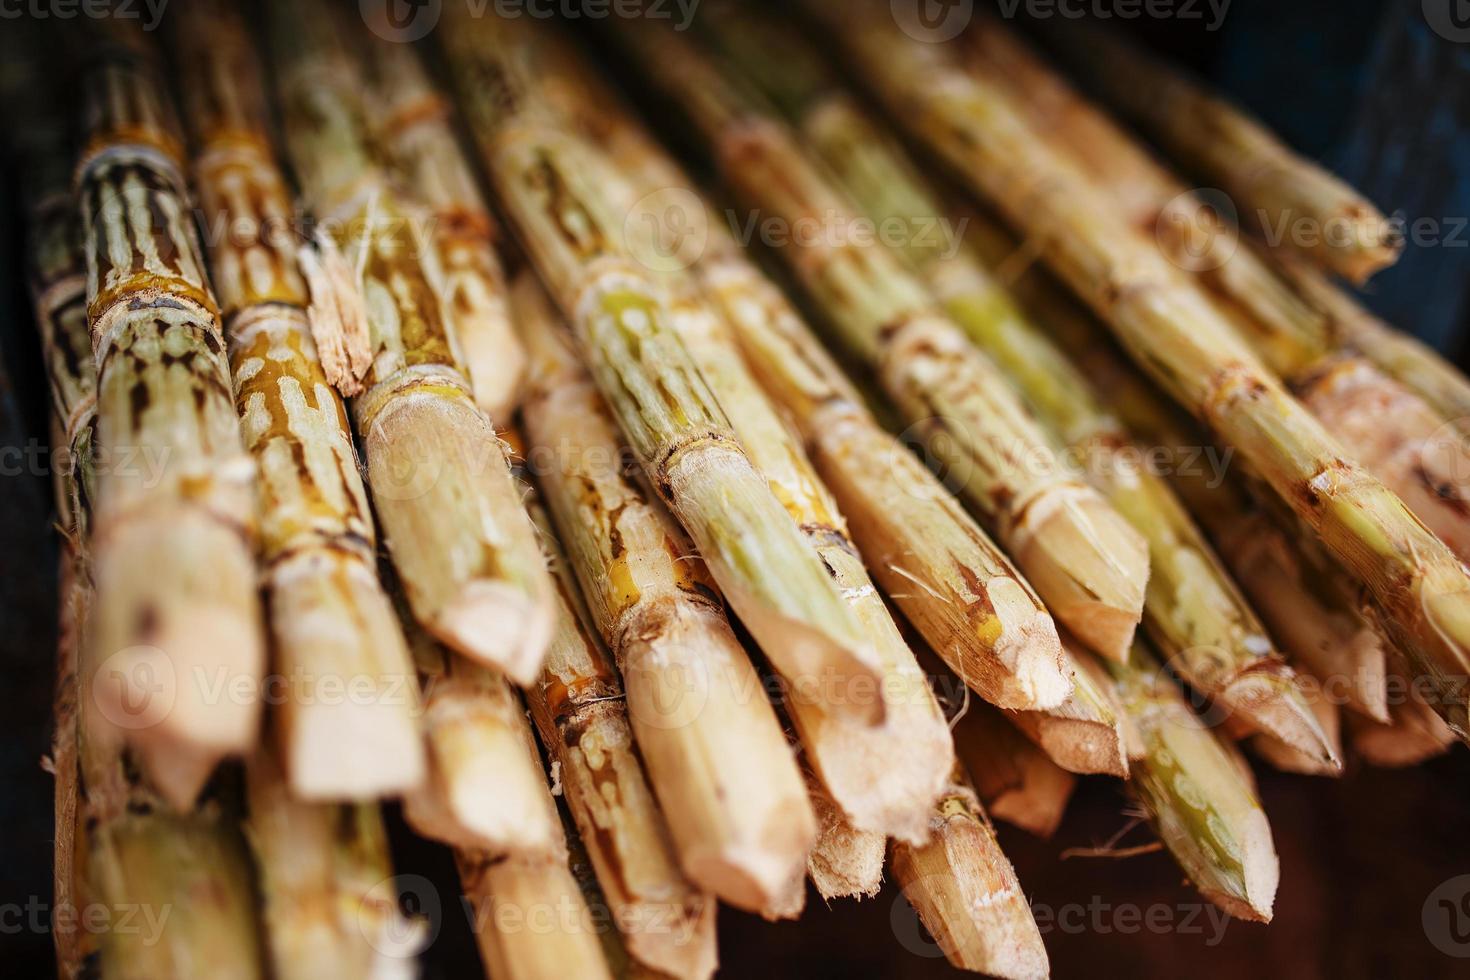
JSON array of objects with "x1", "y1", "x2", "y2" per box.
[
  {"x1": 966, "y1": 214, "x2": 1397, "y2": 725},
  {"x1": 1040, "y1": 19, "x2": 1399, "y2": 283},
  {"x1": 568, "y1": 68, "x2": 1070, "y2": 712},
  {"x1": 243, "y1": 747, "x2": 425, "y2": 980},
  {"x1": 708, "y1": 9, "x2": 1332, "y2": 764},
  {"x1": 457, "y1": 844, "x2": 615, "y2": 980},
  {"x1": 521, "y1": 484, "x2": 718, "y2": 980},
  {"x1": 72, "y1": 20, "x2": 265, "y2": 808},
  {"x1": 173, "y1": 0, "x2": 425, "y2": 800},
  {"x1": 963, "y1": 18, "x2": 1470, "y2": 568},
  {"x1": 1348, "y1": 665, "x2": 1456, "y2": 767},
  {"x1": 890, "y1": 770, "x2": 1049, "y2": 980},
  {"x1": 400, "y1": 599, "x2": 562, "y2": 856},
  {"x1": 1107, "y1": 643, "x2": 1280, "y2": 922},
  {"x1": 512, "y1": 271, "x2": 817, "y2": 916},
  {"x1": 1250, "y1": 685, "x2": 1343, "y2": 778},
  {"x1": 953, "y1": 702, "x2": 1076, "y2": 839},
  {"x1": 614, "y1": 18, "x2": 1150, "y2": 663},
  {"x1": 266, "y1": 0, "x2": 554, "y2": 684},
  {"x1": 812, "y1": 0, "x2": 1470, "y2": 738},
  {"x1": 363, "y1": 35, "x2": 527, "y2": 421},
  {"x1": 1005, "y1": 637, "x2": 1129, "y2": 777},
  {"x1": 1281, "y1": 258, "x2": 1470, "y2": 438}
]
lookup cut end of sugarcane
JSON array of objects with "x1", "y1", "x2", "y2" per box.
[
  {"x1": 987, "y1": 762, "x2": 1077, "y2": 840},
  {"x1": 430, "y1": 579, "x2": 554, "y2": 686},
  {"x1": 983, "y1": 580, "x2": 1073, "y2": 712},
  {"x1": 1200, "y1": 810, "x2": 1280, "y2": 923},
  {"x1": 1220, "y1": 671, "x2": 1342, "y2": 770},
  {"x1": 686, "y1": 843, "x2": 810, "y2": 919},
  {"x1": 627, "y1": 898, "x2": 720, "y2": 980},
  {"x1": 1011, "y1": 488, "x2": 1149, "y2": 663},
  {"x1": 1031, "y1": 715, "x2": 1130, "y2": 778},
  {"x1": 806, "y1": 782, "x2": 887, "y2": 900},
  {"x1": 286, "y1": 700, "x2": 427, "y2": 801}
]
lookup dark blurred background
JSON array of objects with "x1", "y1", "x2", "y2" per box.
[{"x1": 2, "y1": 1, "x2": 1469, "y2": 977}]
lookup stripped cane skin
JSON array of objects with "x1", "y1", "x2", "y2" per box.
[
  {"x1": 73, "y1": 23, "x2": 265, "y2": 808},
  {"x1": 442, "y1": 9, "x2": 887, "y2": 721},
  {"x1": 811, "y1": 0, "x2": 1470, "y2": 738},
  {"x1": 513, "y1": 273, "x2": 817, "y2": 917},
  {"x1": 174, "y1": 0, "x2": 425, "y2": 800},
  {"x1": 364, "y1": 36, "x2": 527, "y2": 421},
  {"x1": 614, "y1": 19, "x2": 1150, "y2": 663},
  {"x1": 267, "y1": 0, "x2": 554, "y2": 683},
  {"x1": 963, "y1": 19, "x2": 1470, "y2": 569}
]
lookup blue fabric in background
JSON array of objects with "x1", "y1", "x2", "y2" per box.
[{"x1": 1211, "y1": 0, "x2": 1470, "y2": 359}]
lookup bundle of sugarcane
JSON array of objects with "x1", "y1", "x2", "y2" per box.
[
  {"x1": 517, "y1": 463, "x2": 719, "y2": 980},
  {"x1": 520, "y1": 42, "x2": 958, "y2": 848},
  {"x1": 361, "y1": 34, "x2": 527, "y2": 421},
  {"x1": 958, "y1": 18, "x2": 1470, "y2": 568},
  {"x1": 439, "y1": 8, "x2": 898, "y2": 729},
  {"x1": 10, "y1": 38, "x2": 268, "y2": 978},
  {"x1": 265, "y1": 0, "x2": 554, "y2": 684},
  {"x1": 1039, "y1": 18, "x2": 1400, "y2": 283},
  {"x1": 699, "y1": 5, "x2": 1333, "y2": 766},
  {"x1": 171, "y1": 0, "x2": 425, "y2": 801},
  {"x1": 511, "y1": 269, "x2": 816, "y2": 916},
  {"x1": 609, "y1": 16, "x2": 1152, "y2": 667},
  {"x1": 70, "y1": 18, "x2": 265, "y2": 809},
  {"x1": 806, "y1": 0, "x2": 1470, "y2": 739},
  {"x1": 534, "y1": 44, "x2": 1070, "y2": 713}
]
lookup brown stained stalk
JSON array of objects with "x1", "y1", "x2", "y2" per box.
[
  {"x1": 953, "y1": 703, "x2": 1076, "y2": 839},
  {"x1": 441, "y1": 11, "x2": 891, "y2": 723},
  {"x1": 705, "y1": 8, "x2": 1333, "y2": 764},
  {"x1": 243, "y1": 748, "x2": 426, "y2": 980},
  {"x1": 962, "y1": 19, "x2": 1470, "y2": 568},
  {"x1": 363, "y1": 35, "x2": 528, "y2": 421},
  {"x1": 521, "y1": 485, "x2": 719, "y2": 980},
  {"x1": 512, "y1": 271, "x2": 817, "y2": 917},
  {"x1": 267, "y1": 0, "x2": 554, "y2": 684},
  {"x1": 1040, "y1": 19, "x2": 1400, "y2": 283},
  {"x1": 173, "y1": 0, "x2": 425, "y2": 800},
  {"x1": 890, "y1": 772, "x2": 1050, "y2": 980},
  {"x1": 71, "y1": 21, "x2": 265, "y2": 809},
  {"x1": 612, "y1": 18, "x2": 1150, "y2": 664},
  {"x1": 811, "y1": 0, "x2": 1470, "y2": 738}
]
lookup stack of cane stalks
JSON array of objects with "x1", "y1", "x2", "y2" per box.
[{"x1": 12, "y1": 3, "x2": 1467, "y2": 978}]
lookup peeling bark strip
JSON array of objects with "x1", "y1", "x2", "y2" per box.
[
  {"x1": 269, "y1": 0, "x2": 554, "y2": 683},
  {"x1": 70, "y1": 23, "x2": 265, "y2": 810}
]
